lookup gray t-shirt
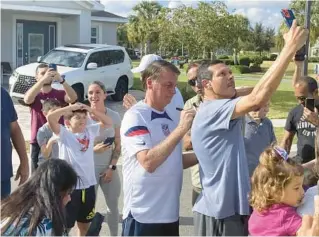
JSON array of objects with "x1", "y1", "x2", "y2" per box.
[
  {"x1": 37, "y1": 123, "x2": 59, "y2": 162},
  {"x1": 244, "y1": 115, "x2": 276, "y2": 177},
  {"x1": 191, "y1": 98, "x2": 250, "y2": 219},
  {"x1": 91, "y1": 108, "x2": 121, "y2": 166}
]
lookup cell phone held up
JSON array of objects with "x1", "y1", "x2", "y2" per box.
[
  {"x1": 280, "y1": 9, "x2": 306, "y2": 61},
  {"x1": 103, "y1": 137, "x2": 115, "y2": 146},
  {"x1": 305, "y1": 98, "x2": 315, "y2": 112},
  {"x1": 48, "y1": 63, "x2": 57, "y2": 71}
]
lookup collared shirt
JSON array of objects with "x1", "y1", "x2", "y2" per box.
[{"x1": 244, "y1": 115, "x2": 276, "y2": 176}]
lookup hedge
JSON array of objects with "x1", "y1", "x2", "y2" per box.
[
  {"x1": 231, "y1": 65, "x2": 251, "y2": 74},
  {"x1": 239, "y1": 57, "x2": 251, "y2": 66}
]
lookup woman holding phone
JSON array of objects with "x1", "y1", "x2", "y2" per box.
[{"x1": 88, "y1": 81, "x2": 121, "y2": 236}]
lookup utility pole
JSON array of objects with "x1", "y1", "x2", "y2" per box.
[{"x1": 304, "y1": 0, "x2": 312, "y2": 76}]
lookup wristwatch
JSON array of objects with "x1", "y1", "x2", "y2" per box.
[
  {"x1": 60, "y1": 75, "x2": 66, "y2": 84},
  {"x1": 109, "y1": 165, "x2": 117, "y2": 170}
]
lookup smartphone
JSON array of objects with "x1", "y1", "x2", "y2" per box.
[
  {"x1": 305, "y1": 98, "x2": 315, "y2": 112},
  {"x1": 281, "y1": 9, "x2": 306, "y2": 61},
  {"x1": 103, "y1": 137, "x2": 115, "y2": 146},
  {"x1": 48, "y1": 63, "x2": 57, "y2": 71},
  {"x1": 281, "y1": 9, "x2": 295, "y2": 28}
]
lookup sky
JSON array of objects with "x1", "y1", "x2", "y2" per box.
[{"x1": 100, "y1": 0, "x2": 291, "y2": 31}]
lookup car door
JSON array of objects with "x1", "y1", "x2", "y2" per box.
[
  {"x1": 100, "y1": 50, "x2": 119, "y2": 93},
  {"x1": 84, "y1": 51, "x2": 105, "y2": 90}
]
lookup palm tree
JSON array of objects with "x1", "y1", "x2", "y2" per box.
[{"x1": 127, "y1": 1, "x2": 162, "y2": 55}]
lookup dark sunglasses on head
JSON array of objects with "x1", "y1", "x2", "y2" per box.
[{"x1": 188, "y1": 78, "x2": 197, "y2": 87}]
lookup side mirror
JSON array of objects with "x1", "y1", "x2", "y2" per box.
[
  {"x1": 87, "y1": 62, "x2": 97, "y2": 70},
  {"x1": 37, "y1": 56, "x2": 42, "y2": 62}
]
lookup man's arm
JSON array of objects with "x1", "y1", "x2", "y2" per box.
[
  {"x1": 232, "y1": 21, "x2": 308, "y2": 119},
  {"x1": 292, "y1": 61, "x2": 303, "y2": 87},
  {"x1": 235, "y1": 86, "x2": 254, "y2": 97},
  {"x1": 281, "y1": 130, "x2": 296, "y2": 154},
  {"x1": 137, "y1": 110, "x2": 195, "y2": 173},
  {"x1": 24, "y1": 69, "x2": 55, "y2": 104},
  {"x1": 56, "y1": 75, "x2": 77, "y2": 103},
  {"x1": 183, "y1": 131, "x2": 192, "y2": 151},
  {"x1": 10, "y1": 121, "x2": 29, "y2": 184},
  {"x1": 182, "y1": 151, "x2": 198, "y2": 169}
]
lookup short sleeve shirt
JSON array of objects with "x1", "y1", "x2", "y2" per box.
[
  {"x1": 1, "y1": 87, "x2": 18, "y2": 181},
  {"x1": 37, "y1": 123, "x2": 60, "y2": 162},
  {"x1": 285, "y1": 104, "x2": 316, "y2": 163},
  {"x1": 92, "y1": 107, "x2": 121, "y2": 166},
  {"x1": 191, "y1": 98, "x2": 250, "y2": 219},
  {"x1": 249, "y1": 204, "x2": 302, "y2": 236},
  {"x1": 121, "y1": 101, "x2": 183, "y2": 223},
  {"x1": 30, "y1": 89, "x2": 66, "y2": 144},
  {"x1": 244, "y1": 115, "x2": 276, "y2": 176},
  {"x1": 57, "y1": 124, "x2": 100, "y2": 189}
]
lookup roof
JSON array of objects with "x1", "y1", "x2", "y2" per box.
[
  {"x1": 92, "y1": 11, "x2": 126, "y2": 19},
  {"x1": 55, "y1": 44, "x2": 123, "y2": 53}
]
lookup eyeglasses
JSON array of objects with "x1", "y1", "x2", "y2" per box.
[
  {"x1": 188, "y1": 78, "x2": 197, "y2": 87},
  {"x1": 296, "y1": 96, "x2": 306, "y2": 101}
]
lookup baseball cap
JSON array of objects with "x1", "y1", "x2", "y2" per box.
[{"x1": 131, "y1": 54, "x2": 163, "y2": 73}]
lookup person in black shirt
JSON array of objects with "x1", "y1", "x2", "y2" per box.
[{"x1": 282, "y1": 61, "x2": 319, "y2": 164}]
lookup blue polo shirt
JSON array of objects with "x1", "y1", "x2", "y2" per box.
[
  {"x1": 191, "y1": 98, "x2": 250, "y2": 219},
  {"x1": 1, "y1": 87, "x2": 17, "y2": 181}
]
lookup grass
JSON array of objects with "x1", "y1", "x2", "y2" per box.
[{"x1": 274, "y1": 127, "x2": 297, "y2": 145}]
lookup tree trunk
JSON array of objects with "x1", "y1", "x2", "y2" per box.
[{"x1": 233, "y1": 48, "x2": 239, "y2": 65}]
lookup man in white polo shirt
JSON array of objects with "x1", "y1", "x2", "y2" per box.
[
  {"x1": 124, "y1": 54, "x2": 184, "y2": 114},
  {"x1": 121, "y1": 60, "x2": 197, "y2": 236}
]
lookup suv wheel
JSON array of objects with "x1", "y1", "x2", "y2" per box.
[
  {"x1": 111, "y1": 78, "x2": 128, "y2": 101},
  {"x1": 73, "y1": 84, "x2": 84, "y2": 102}
]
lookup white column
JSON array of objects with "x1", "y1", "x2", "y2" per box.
[{"x1": 77, "y1": 10, "x2": 91, "y2": 43}]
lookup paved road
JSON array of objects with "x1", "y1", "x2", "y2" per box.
[{"x1": 8, "y1": 87, "x2": 295, "y2": 236}]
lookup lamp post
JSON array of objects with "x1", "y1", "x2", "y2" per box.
[{"x1": 304, "y1": 0, "x2": 312, "y2": 76}]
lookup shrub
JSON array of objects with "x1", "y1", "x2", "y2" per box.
[
  {"x1": 262, "y1": 55, "x2": 269, "y2": 61},
  {"x1": 232, "y1": 65, "x2": 251, "y2": 74},
  {"x1": 218, "y1": 55, "x2": 229, "y2": 59},
  {"x1": 222, "y1": 59, "x2": 235, "y2": 65},
  {"x1": 308, "y1": 57, "x2": 319, "y2": 63},
  {"x1": 269, "y1": 54, "x2": 278, "y2": 61},
  {"x1": 251, "y1": 56, "x2": 263, "y2": 66},
  {"x1": 239, "y1": 57, "x2": 251, "y2": 66},
  {"x1": 250, "y1": 65, "x2": 262, "y2": 73}
]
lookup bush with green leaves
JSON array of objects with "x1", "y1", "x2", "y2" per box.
[
  {"x1": 221, "y1": 59, "x2": 235, "y2": 65},
  {"x1": 308, "y1": 57, "x2": 319, "y2": 63},
  {"x1": 232, "y1": 65, "x2": 251, "y2": 74},
  {"x1": 239, "y1": 57, "x2": 251, "y2": 66},
  {"x1": 251, "y1": 56, "x2": 263, "y2": 66},
  {"x1": 218, "y1": 55, "x2": 229, "y2": 59},
  {"x1": 250, "y1": 65, "x2": 262, "y2": 73},
  {"x1": 269, "y1": 54, "x2": 278, "y2": 61}
]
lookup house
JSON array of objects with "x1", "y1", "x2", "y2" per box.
[{"x1": 1, "y1": 0, "x2": 127, "y2": 71}]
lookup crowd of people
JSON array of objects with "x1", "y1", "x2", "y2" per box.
[{"x1": 1, "y1": 20, "x2": 319, "y2": 236}]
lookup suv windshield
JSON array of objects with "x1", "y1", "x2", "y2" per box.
[{"x1": 40, "y1": 50, "x2": 87, "y2": 68}]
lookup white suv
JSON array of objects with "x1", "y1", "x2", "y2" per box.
[{"x1": 9, "y1": 44, "x2": 134, "y2": 102}]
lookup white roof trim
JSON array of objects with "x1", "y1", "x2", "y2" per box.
[
  {"x1": 1, "y1": 3, "x2": 81, "y2": 15},
  {"x1": 91, "y1": 16, "x2": 128, "y2": 23}
]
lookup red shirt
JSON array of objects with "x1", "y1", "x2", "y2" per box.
[{"x1": 30, "y1": 88, "x2": 66, "y2": 144}]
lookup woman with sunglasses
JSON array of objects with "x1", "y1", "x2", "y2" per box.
[{"x1": 1, "y1": 159, "x2": 77, "y2": 236}]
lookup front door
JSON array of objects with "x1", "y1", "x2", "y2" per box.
[{"x1": 16, "y1": 20, "x2": 56, "y2": 67}]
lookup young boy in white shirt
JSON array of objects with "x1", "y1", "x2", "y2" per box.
[{"x1": 47, "y1": 103, "x2": 113, "y2": 236}]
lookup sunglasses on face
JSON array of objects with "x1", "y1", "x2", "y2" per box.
[
  {"x1": 188, "y1": 78, "x2": 197, "y2": 87},
  {"x1": 296, "y1": 96, "x2": 306, "y2": 101}
]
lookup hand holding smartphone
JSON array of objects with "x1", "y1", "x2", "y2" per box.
[
  {"x1": 103, "y1": 137, "x2": 115, "y2": 146},
  {"x1": 305, "y1": 98, "x2": 315, "y2": 112},
  {"x1": 280, "y1": 9, "x2": 306, "y2": 61}
]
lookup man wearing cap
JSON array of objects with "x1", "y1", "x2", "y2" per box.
[{"x1": 124, "y1": 54, "x2": 184, "y2": 118}]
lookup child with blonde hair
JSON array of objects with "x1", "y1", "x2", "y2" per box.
[{"x1": 249, "y1": 145, "x2": 305, "y2": 236}]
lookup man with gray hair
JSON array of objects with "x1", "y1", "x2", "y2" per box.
[
  {"x1": 121, "y1": 60, "x2": 197, "y2": 236},
  {"x1": 191, "y1": 21, "x2": 308, "y2": 235}
]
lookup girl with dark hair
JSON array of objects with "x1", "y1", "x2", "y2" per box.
[{"x1": 1, "y1": 159, "x2": 78, "y2": 236}]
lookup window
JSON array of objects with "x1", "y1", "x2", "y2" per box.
[
  {"x1": 86, "y1": 52, "x2": 104, "y2": 68},
  {"x1": 102, "y1": 50, "x2": 125, "y2": 66},
  {"x1": 91, "y1": 27, "x2": 98, "y2": 44}
]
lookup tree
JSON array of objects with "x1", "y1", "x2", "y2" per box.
[
  {"x1": 290, "y1": 0, "x2": 319, "y2": 46},
  {"x1": 117, "y1": 24, "x2": 131, "y2": 48},
  {"x1": 127, "y1": 1, "x2": 162, "y2": 55}
]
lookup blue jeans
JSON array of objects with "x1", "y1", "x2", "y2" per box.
[{"x1": 1, "y1": 179, "x2": 11, "y2": 199}]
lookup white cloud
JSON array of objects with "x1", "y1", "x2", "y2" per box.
[
  {"x1": 168, "y1": 1, "x2": 185, "y2": 9},
  {"x1": 100, "y1": 0, "x2": 141, "y2": 17},
  {"x1": 226, "y1": 0, "x2": 290, "y2": 9}
]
